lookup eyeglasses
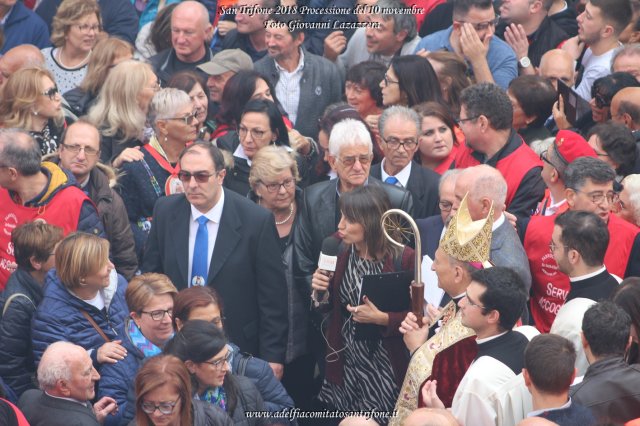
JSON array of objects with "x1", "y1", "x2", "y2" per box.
[
  {"x1": 261, "y1": 178, "x2": 295, "y2": 193},
  {"x1": 464, "y1": 291, "x2": 486, "y2": 310},
  {"x1": 455, "y1": 17, "x2": 499, "y2": 32},
  {"x1": 238, "y1": 126, "x2": 268, "y2": 140},
  {"x1": 455, "y1": 116, "x2": 479, "y2": 125},
  {"x1": 140, "y1": 308, "x2": 173, "y2": 321},
  {"x1": 177, "y1": 170, "x2": 216, "y2": 183},
  {"x1": 74, "y1": 23, "x2": 101, "y2": 33},
  {"x1": 439, "y1": 200, "x2": 453, "y2": 212},
  {"x1": 167, "y1": 111, "x2": 197, "y2": 125},
  {"x1": 338, "y1": 154, "x2": 373, "y2": 167},
  {"x1": 549, "y1": 240, "x2": 570, "y2": 252},
  {"x1": 61, "y1": 143, "x2": 99, "y2": 157},
  {"x1": 383, "y1": 137, "x2": 418, "y2": 150},
  {"x1": 568, "y1": 187, "x2": 618, "y2": 205},
  {"x1": 539, "y1": 151, "x2": 557, "y2": 168},
  {"x1": 202, "y1": 352, "x2": 232, "y2": 369},
  {"x1": 383, "y1": 74, "x2": 399, "y2": 86},
  {"x1": 41, "y1": 86, "x2": 59, "y2": 100},
  {"x1": 141, "y1": 398, "x2": 180, "y2": 415}
]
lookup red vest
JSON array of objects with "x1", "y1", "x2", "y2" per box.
[
  {"x1": 524, "y1": 212, "x2": 639, "y2": 332},
  {"x1": 456, "y1": 141, "x2": 542, "y2": 207},
  {"x1": 0, "y1": 187, "x2": 87, "y2": 289}
]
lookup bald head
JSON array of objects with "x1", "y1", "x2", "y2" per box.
[
  {"x1": 173, "y1": 0, "x2": 210, "y2": 27},
  {"x1": 454, "y1": 165, "x2": 507, "y2": 220},
  {"x1": 403, "y1": 408, "x2": 460, "y2": 426},
  {"x1": 37, "y1": 342, "x2": 87, "y2": 390},
  {"x1": 611, "y1": 87, "x2": 640, "y2": 130},
  {"x1": 539, "y1": 49, "x2": 576, "y2": 90},
  {"x1": 0, "y1": 45, "x2": 45, "y2": 87},
  {"x1": 171, "y1": 1, "x2": 213, "y2": 62},
  {"x1": 0, "y1": 129, "x2": 41, "y2": 180}
]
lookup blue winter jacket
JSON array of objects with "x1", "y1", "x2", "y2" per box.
[
  {"x1": 1, "y1": 2, "x2": 50, "y2": 54},
  {"x1": 31, "y1": 269, "x2": 128, "y2": 366}
]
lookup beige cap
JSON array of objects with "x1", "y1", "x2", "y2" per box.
[{"x1": 197, "y1": 49, "x2": 254, "y2": 75}]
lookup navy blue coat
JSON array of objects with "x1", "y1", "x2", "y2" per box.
[
  {"x1": 1, "y1": 2, "x2": 50, "y2": 54},
  {"x1": 31, "y1": 269, "x2": 128, "y2": 365}
]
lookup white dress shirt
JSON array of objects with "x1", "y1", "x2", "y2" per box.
[{"x1": 380, "y1": 159, "x2": 412, "y2": 188}]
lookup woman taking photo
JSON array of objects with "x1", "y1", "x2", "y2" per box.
[
  {"x1": 133, "y1": 354, "x2": 232, "y2": 426},
  {"x1": 88, "y1": 60, "x2": 159, "y2": 164},
  {"x1": 168, "y1": 71, "x2": 212, "y2": 141},
  {"x1": 173, "y1": 286, "x2": 294, "y2": 414},
  {"x1": 31, "y1": 232, "x2": 128, "y2": 367},
  {"x1": 165, "y1": 320, "x2": 265, "y2": 426},
  {"x1": 311, "y1": 185, "x2": 414, "y2": 422},
  {"x1": 98, "y1": 273, "x2": 178, "y2": 426},
  {"x1": 0, "y1": 68, "x2": 65, "y2": 155},
  {"x1": 414, "y1": 102, "x2": 459, "y2": 174},
  {"x1": 117, "y1": 88, "x2": 198, "y2": 260},
  {"x1": 64, "y1": 37, "x2": 134, "y2": 117},
  {"x1": 42, "y1": 0, "x2": 101, "y2": 94}
]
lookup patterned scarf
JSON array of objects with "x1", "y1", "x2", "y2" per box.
[
  {"x1": 198, "y1": 386, "x2": 227, "y2": 411},
  {"x1": 127, "y1": 319, "x2": 164, "y2": 358}
]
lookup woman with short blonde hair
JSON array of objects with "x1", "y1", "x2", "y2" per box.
[
  {"x1": 64, "y1": 37, "x2": 134, "y2": 116},
  {"x1": 42, "y1": 0, "x2": 101, "y2": 94},
  {"x1": 88, "y1": 60, "x2": 159, "y2": 163},
  {"x1": 0, "y1": 68, "x2": 65, "y2": 155},
  {"x1": 31, "y1": 232, "x2": 129, "y2": 372}
]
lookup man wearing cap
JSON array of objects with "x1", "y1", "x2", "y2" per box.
[
  {"x1": 393, "y1": 193, "x2": 493, "y2": 426},
  {"x1": 535, "y1": 130, "x2": 598, "y2": 216},
  {"x1": 197, "y1": 49, "x2": 254, "y2": 115},
  {"x1": 149, "y1": 1, "x2": 214, "y2": 85},
  {"x1": 522, "y1": 157, "x2": 640, "y2": 333}
]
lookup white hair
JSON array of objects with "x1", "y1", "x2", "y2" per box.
[
  {"x1": 328, "y1": 118, "x2": 372, "y2": 157},
  {"x1": 464, "y1": 165, "x2": 507, "y2": 206},
  {"x1": 439, "y1": 168, "x2": 463, "y2": 195},
  {"x1": 37, "y1": 341, "x2": 82, "y2": 390},
  {"x1": 149, "y1": 88, "x2": 193, "y2": 122},
  {"x1": 622, "y1": 174, "x2": 640, "y2": 225}
]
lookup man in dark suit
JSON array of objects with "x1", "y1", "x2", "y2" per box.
[
  {"x1": 143, "y1": 142, "x2": 288, "y2": 378},
  {"x1": 18, "y1": 342, "x2": 117, "y2": 426},
  {"x1": 369, "y1": 105, "x2": 440, "y2": 220}
]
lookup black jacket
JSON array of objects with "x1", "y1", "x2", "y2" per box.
[
  {"x1": 63, "y1": 87, "x2": 97, "y2": 118},
  {"x1": 496, "y1": 16, "x2": 568, "y2": 67},
  {"x1": 149, "y1": 47, "x2": 213, "y2": 86},
  {"x1": 292, "y1": 178, "x2": 414, "y2": 293},
  {"x1": 570, "y1": 356, "x2": 640, "y2": 424}
]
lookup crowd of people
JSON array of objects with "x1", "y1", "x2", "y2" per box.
[{"x1": 2, "y1": 0, "x2": 640, "y2": 424}]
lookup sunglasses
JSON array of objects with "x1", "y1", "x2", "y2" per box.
[
  {"x1": 177, "y1": 170, "x2": 216, "y2": 183},
  {"x1": 41, "y1": 86, "x2": 59, "y2": 100}
]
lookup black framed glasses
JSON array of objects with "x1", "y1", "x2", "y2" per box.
[
  {"x1": 383, "y1": 137, "x2": 418, "y2": 150},
  {"x1": 261, "y1": 178, "x2": 295, "y2": 193},
  {"x1": 141, "y1": 398, "x2": 180, "y2": 415},
  {"x1": 539, "y1": 151, "x2": 556, "y2": 168},
  {"x1": 140, "y1": 308, "x2": 173, "y2": 321},
  {"x1": 568, "y1": 187, "x2": 618, "y2": 205},
  {"x1": 238, "y1": 126, "x2": 268, "y2": 140},
  {"x1": 167, "y1": 111, "x2": 197, "y2": 125},
  {"x1": 383, "y1": 74, "x2": 399, "y2": 86},
  {"x1": 202, "y1": 352, "x2": 232, "y2": 370},
  {"x1": 177, "y1": 170, "x2": 216, "y2": 183},
  {"x1": 41, "y1": 86, "x2": 59, "y2": 100},
  {"x1": 61, "y1": 143, "x2": 100, "y2": 157},
  {"x1": 455, "y1": 116, "x2": 479, "y2": 125}
]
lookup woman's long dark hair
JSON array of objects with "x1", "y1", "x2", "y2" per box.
[
  {"x1": 164, "y1": 320, "x2": 240, "y2": 415},
  {"x1": 241, "y1": 99, "x2": 290, "y2": 146},
  {"x1": 339, "y1": 185, "x2": 399, "y2": 260},
  {"x1": 390, "y1": 55, "x2": 444, "y2": 107},
  {"x1": 218, "y1": 71, "x2": 285, "y2": 127}
]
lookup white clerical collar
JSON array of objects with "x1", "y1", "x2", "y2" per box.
[
  {"x1": 190, "y1": 189, "x2": 225, "y2": 224},
  {"x1": 476, "y1": 330, "x2": 508, "y2": 345},
  {"x1": 528, "y1": 398, "x2": 572, "y2": 417},
  {"x1": 569, "y1": 266, "x2": 607, "y2": 282},
  {"x1": 380, "y1": 159, "x2": 412, "y2": 188},
  {"x1": 492, "y1": 213, "x2": 505, "y2": 231}
]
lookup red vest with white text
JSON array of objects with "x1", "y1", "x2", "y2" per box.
[
  {"x1": 456, "y1": 141, "x2": 542, "y2": 208},
  {"x1": 524, "y1": 212, "x2": 639, "y2": 332},
  {"x1": 0, "y1": 187, "x2": 86, "y2": 289}
]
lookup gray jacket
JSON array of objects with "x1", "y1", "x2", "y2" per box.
[{"x1": 254, "y1": 48, "x2": 343, "y2": 140}]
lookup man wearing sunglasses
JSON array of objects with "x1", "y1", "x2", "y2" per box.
[
  {"x1": 522, "y1": 157, "x2": 640, "y2": 333},
  {"x1": 414, "y1": 0, "x2": 517, "y2": 89},
  {"x1": 143, "y1": 142, "x2": 288, "y2": 380}
]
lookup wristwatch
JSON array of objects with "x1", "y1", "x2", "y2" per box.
[{"x1": 519, "y1": 56, "x2": 531, "y2": 68}]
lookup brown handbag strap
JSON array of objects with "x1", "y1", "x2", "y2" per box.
[{"x1": 79, "y1": 309, "x2": 112, "y2": 343}]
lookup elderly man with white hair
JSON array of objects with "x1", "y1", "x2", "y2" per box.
[
  {"x1": 616, "y1": 174, "x2": 640, "y2": 226},
  {"x1": 18, "y1": 341, "x2": 117, "y2": 426}
]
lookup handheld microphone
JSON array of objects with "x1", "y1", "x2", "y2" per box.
[{"x1": 313, "y1": 236, "x2": 341, "y2": 305}]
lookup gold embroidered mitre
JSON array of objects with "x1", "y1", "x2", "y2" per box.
[{"x1": 439, "y1": 192, "x2": 494, "y2": 268}]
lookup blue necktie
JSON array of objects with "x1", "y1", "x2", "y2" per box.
[
  {"x1": 385, "y1": 176, "x2": 400, "y2": 186},
  {"x1": 191, "y1": 216, "x2": 209, "y2": 287}
]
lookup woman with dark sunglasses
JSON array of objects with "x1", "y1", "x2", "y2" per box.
[{"x1": 117, "y1": 88, "x2": 199, "y2": 261}]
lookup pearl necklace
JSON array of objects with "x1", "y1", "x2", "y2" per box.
[
  {"x1": 56, "y1": 46, "x2": 92, "y2": 69},
  {"x1": 275, "y1": 203, "x2": 294, "y2": 225}
]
